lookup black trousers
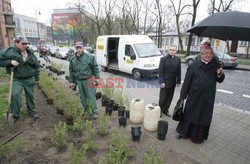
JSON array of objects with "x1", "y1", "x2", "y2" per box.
[{"x1": 159, "y1": 87, "x2": 175, "y2": 114}]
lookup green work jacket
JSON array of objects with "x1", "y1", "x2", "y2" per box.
[
  {"x1": 68, "y1": 52, "x2": 100, "y2": 83},
  {"x1": 0, "y1": 46, "x2": 40, "y2": 81}
]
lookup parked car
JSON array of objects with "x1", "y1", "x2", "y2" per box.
[
  {"x1": 85, "y1": 47, "x2": 94, "y2": 53},
  {"x1": 49, "y1": 46, "x2": 59, "y2": 57},
  {"x1": 55, "y1": 47, "x2": 70, "y2": 59},
  {"x1": 66, "y1": 49, "x2": 75, "y2": 61},
  {"x1": 185, "y1": 51, "x2": 238, "y2": 68},
  {"x1": 28, "y1": 45, "x2": 38, "y2": 52}
]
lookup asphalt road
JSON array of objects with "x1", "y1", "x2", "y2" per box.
[{"x1": 39, "y1": 55, "x2": 250, "y2": 113}]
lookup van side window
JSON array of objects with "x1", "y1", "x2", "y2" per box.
[{"x1": 125, "y1": 45, "x2": 135, "y2": 57}]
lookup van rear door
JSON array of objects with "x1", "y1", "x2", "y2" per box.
[{"x1": 96, "y1": 37, "x2": 108, "y2": 67}]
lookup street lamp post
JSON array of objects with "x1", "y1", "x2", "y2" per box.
[{"x1": 36, "y1": 11, "x2": 41, "y2": 48}]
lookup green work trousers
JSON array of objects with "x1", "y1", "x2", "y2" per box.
[
  {"x1": 76, "y1": 79, "x2": 98, "y2": 115},
  {"x1": 10, "y1": 76, "x2": 36, "y2": 118}
]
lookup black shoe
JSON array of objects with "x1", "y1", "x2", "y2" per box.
[
  {"x1": 176, "y1": 134, "x2": 183, "y2": 139},
  {"x1": 163, "y1": 111, "x2": 171, "y2": 117}
]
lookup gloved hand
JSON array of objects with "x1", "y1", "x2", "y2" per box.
[{"x1": 69, "y1": 83, "x2": 75, "y2": 88}]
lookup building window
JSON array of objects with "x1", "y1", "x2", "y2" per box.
[
  {"x1": 191, "y1": 37, "x2": 196, "y2": 46},
  {"x1": 166, "y1": 38, "x2": 169, "y2": 45},
  {"x1": 240, "y1": 41, "x2": 247, "y2": 47},
  {"x1": 185, "y1": 37, "x2": 188, "y2": 46},
  {"x1": 170, "y1": 38, "x2": 174, "y2": 45}
]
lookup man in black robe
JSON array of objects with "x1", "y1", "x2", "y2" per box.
[
  {"x1": 158, "y1": 45, "x2": 181, "y2": 117},
  {"x1": 176, "y1": 46, "x2": 225, "y2": 144}
]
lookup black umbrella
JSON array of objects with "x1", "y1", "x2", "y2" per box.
[{"x1": 188, "y1": 11, "x2": 250, "y2": 41}]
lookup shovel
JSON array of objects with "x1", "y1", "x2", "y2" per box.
[{"x1": 4, "y1": 67, "x2": 15, "y2": 124}]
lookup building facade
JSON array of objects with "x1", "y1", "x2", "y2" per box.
[
  {"x1": 14, "y1": 13, "x2": 51, "y2": 46},
  {"x1": 51, "y1": 8, "x2": 84, "y2": 45},
  {"x1": 0, "y1": 0, "x2": 15, "y2": 49}
]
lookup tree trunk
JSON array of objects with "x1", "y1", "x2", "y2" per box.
[
  {"x1": 186, "y1": 34, "x2": 193, "y2": 56},
  {"x1": 158, "y1": 16, "x2": 162, "y2": 48},
  {"x1": 176, "y1": 15, "x2": 184, "y2": 53},
  {"x1": 97, "y1": 24, "x2": 101, "y2": 36},
  {"x1": 246, "y1": 41, "x2": 249, "y2": 59},
  {"x1": 226, "y1": 41, "x2": 230, "y2": 54},
  {"x1": 186, "y1": 1, "x2": 199, "y2": 57}
]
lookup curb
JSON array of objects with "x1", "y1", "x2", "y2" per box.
[{"x1": 235, "y1": 67, "x2": 250, "y2": 71}]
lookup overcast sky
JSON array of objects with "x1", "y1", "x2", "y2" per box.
[
  {"x1": 11, "y1": 0, "x2": 77, "y2": 24},
  {"x1": 11, "y1": 0, "x2": 250, "y2": 25}
]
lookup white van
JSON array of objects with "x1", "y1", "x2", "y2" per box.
[{"x1": 96, "y1": 35, "x2": 162, "y2": 80}]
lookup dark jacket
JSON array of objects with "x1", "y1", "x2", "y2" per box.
[
  {"x1": 0, "y1": 46, "x2": 40, "y2": 81},
  {"x1": 180, "y1": 58, "x2": 225, "y2": 126},
  {"x1": 158, "y1": 55, "x2": 181, "y2": 88},
  {"x1": 68, "y1": 52, "x2": 100, "y2": 83}
]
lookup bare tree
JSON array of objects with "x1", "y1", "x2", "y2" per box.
[
  {"x1": 186, "y1": 0, "x2": 201, "y2": 57},
  {"x1": 208, "y1": 0, "x2": 237, "y2": 14},
  {"x1": 208, "y1": 0, "x2": 243, "y2": 54},
  {"x1": 123, "y1": 0, "x2": 142, "y2": 34},
  {"x1": 161, "y1": 5, "x2": 175, "y2": 32},
  {"x1": 154, "y1": 0, "x2": 163, "y2": 48},
  {"x1": 141, "y1": 0, "x2": 157, "y2": 35},
  {"x1": 134, "y1": 0, "x2": 143, "y2": 34},
  {"x1": 246, "y1": 42, "x2": 250, "y2": 59},
  {"x1": 170, "y1": 0, "x2": 191, "y2": 53},
  {"x1": 104, "y1": 0, "x2": 116, "y2": 34},
  {"x1": 116, "y1": 0, "x2": 127, "y2": 34},
  {"x1": 77, "y1": 0, "x2": 107, "y2": 36}
]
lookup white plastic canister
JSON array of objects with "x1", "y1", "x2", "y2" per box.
[
  {"x1": 130, "y1": 98, "x2": 145, "y2": 124},
  {"x1": 143, "y1": 103, "x2": 161, "y2": 132}
]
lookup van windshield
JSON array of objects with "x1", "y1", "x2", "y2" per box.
[{"x1": 134, "y1": 43, "x2": 162, "y2": 58}]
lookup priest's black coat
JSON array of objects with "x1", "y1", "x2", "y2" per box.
[{"x1": 180, "y1": 58, "x2": 225, "y2": 126}]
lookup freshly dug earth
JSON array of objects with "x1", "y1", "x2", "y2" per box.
[{"x1": 0, "y1": 75, "x2": 197, "y2": 164}]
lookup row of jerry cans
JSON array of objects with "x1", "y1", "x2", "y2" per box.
[{"x1": 130, "y1": 98, "x2": 161, "y2": 132}]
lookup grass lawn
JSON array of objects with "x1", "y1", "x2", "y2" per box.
[
  {"x1": 239, "y1": 60, "x2": 250, "y2": 65},
  {"x1": 0, "y1": 70, "x2": 8, "y2": 78},
  {"x1": 0, "y1": 69, "x2": 9, "y2": 117}
]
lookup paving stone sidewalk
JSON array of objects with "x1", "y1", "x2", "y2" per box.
[
  {"x1": 39, "y1": 56, "x2": 250, "y2": 164},
  {"x1": 154, "y1": 94, "x2": 250, "y2": 164}
]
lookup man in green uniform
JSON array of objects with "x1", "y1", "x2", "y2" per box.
[
  {"x1": 68, "y1": 42, "x2": 100, "y2": 119},
  {"x1": 0, "y1": 36, "x2": 40, "y2": 120}
]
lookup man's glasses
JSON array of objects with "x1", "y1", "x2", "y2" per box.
[
  {"x1": 21, "y1": 43, "x2": 28, "y2": 46},
  {"x1": 169, "y1": 49, "x2": 176, "y2": 51}
]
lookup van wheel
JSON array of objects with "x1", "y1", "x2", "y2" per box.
[
  {"x1": 101, "y1": 66, "x2": 107, "y2": 72},
  {"x1": 133, "y1": 69, "x2": 142, "y2": 80}
]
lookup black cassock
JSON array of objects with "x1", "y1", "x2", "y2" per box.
[
  {"x1": 177, "y1": 57, "x2": 225, "y2": 143},
  {"x1": 158, "y1": 55, "x2": 181, "y2": 114}
]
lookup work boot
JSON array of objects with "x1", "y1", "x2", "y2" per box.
[
  {"x1": 29, "y1": 113, "x2": 39, "y2": 119},
  {"x1": 92, "y1": 114, "x2": 98, "y2": 120}
]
